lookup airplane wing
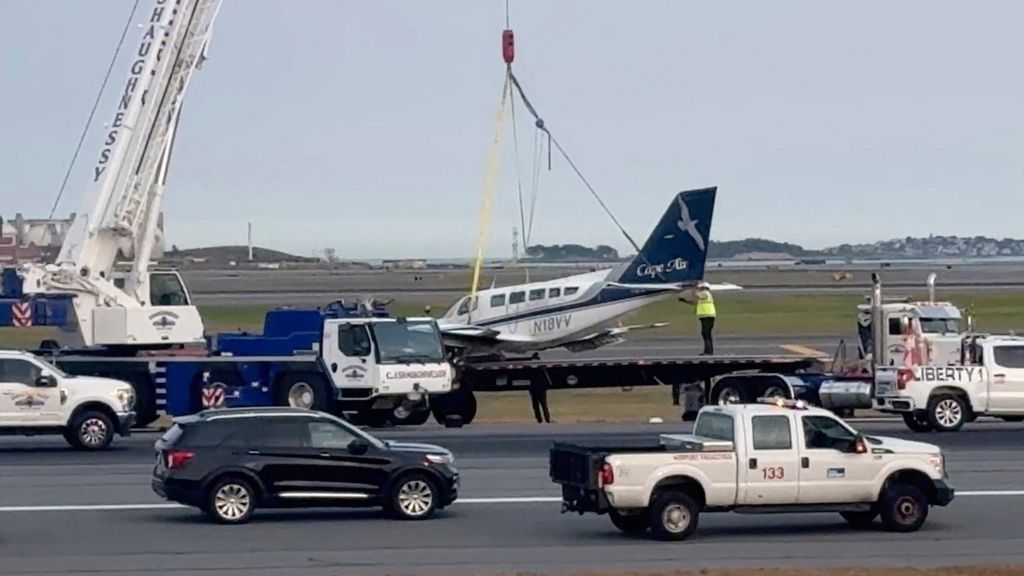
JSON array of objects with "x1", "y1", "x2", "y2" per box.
[
  {"x1": 606, "y1": 281, "x2": 743, "y2": 292},
  {"x1": 438, "y1": 323, "x2": 534, "y2": 348},
  {"x1": 561, "y1": 322, "x2": 670, "y2": 353}
]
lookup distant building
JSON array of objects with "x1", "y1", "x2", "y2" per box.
[{"x1": 382, "y1": 259, "x2": 428, "y2": 270}]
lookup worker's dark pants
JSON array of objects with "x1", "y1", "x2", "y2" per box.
[
  {"x1": 530, "y1": 386, "x2": 550, "y2": 423},
  {"x1": 700, "y1": 316, "x2": 715, "y2": 355}
]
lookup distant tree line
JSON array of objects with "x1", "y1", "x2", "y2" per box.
[{"x1": 525, "y1": 244, "x2": 620, "y2": 261}]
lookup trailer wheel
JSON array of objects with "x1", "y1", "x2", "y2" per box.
[
  {"x1": 712, "y1": 383, "x2": 744, "y2": 405},
  {"x1": 276, "y1": 373, "x2": 330, "y2": 411}
]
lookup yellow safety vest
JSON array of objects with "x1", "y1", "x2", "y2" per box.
[{"x1": 695, "y1": 291, "x2": 716, "y2": 318}]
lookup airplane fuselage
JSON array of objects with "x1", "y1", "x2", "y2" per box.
[{"x1": 439, "y1": 269, "x2": 678, "y2": 354}]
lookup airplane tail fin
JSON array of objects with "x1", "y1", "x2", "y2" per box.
[{"x1": 615, "y1": 187, "x2": 717, "y2": 284}]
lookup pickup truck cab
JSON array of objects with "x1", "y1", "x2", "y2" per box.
[
  {"x1": 0, "y1": 350, "x2": 136, "y2": 450},
  {"x1": 550, "y1": 399, "x2": 953, "y2": 541},
  {"x1": 875, "y1": 335, "x2": 1024, "y2": 432}
]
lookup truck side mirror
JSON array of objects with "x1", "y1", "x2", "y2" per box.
[{"x1": 35, "y1": 374, "x2": 57, "y2": 388}]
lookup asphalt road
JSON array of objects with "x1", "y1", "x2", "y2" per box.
[{"x1": 1, "y1": 421, "x2": 1024, "y2": 575}]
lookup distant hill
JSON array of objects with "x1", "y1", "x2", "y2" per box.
[
  {"x1": 708, "y1": 238, "x2": 816, "y2": 259},
  {"x1": 525, "y1": 244, "x2": 620, "y2": 262},
  {"x1": 164, "y1": 245, "x2": 318, "y2": 264}
]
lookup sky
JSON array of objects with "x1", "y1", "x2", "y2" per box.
[{"x1": 1, "y1": 0, "x2": 1022, "y2": 260}]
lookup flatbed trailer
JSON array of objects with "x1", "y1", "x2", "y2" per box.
[{"x1": 429, "y1": 354, "x2": 822, "y2": 425}]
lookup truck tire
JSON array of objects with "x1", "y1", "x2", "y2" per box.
[
  {"x1": 275, "y1": 373, "x2": 329, "y2": 411},
  {"x1": 927, "y1": 394, "x2": 968, "y2": 432},
  {"x1": 840, "y1": 510, "x2": 878, "y2": 529},
  {"x1": 65, "y1": 410, "x2": 115, "y2": 451},
  {"x1": 879, "y1": 483, "x2": 928, "y2": 533},
  {"x1": 391, "y1": 404, "x2": 431, "y2": 426},
  {"x1": 648, "y1": 491, "x2": 700, "y2": 541},
  {"x1": 713, "y1": 383, "x2": 744, "y2": 405},
  {"x1": 902, "y1": 412, "x2": 933, "y2": 433},
  {"x1": 433, "y1": 390, "x2": 477, "y2": 426},
  {"x1": 609, "y1": 510, "x2": 650, "y2": 535}
]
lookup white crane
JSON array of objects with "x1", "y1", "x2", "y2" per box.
[{"x1": 19, "y1": 0, "x2": 223, "y2": 348}]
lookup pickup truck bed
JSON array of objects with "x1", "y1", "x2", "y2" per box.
[{"x1": 550, "y1": 435, "x2": 732, "y2": 513}]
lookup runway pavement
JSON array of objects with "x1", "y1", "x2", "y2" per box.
[{"x1": 1, "y1": 421, "x2": 1023, "y2": 574}]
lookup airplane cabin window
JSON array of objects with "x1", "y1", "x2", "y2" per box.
[
  {"x1": 564, "y1": 287, "x2": 579, "y2": 296},
  {"x1": 510, "y1": 291, "x2": 526, "y2": 304},
  {"x1": 490, "y1": 294, "x2": 506, "y2": 307},
  {"x1": 548, "y1": 288, "x2": 561, "y2": 298},
  {"x1": 529, "y1": 289, "x2": 545, "y2": 301}
]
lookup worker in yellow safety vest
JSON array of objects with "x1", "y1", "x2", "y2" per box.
[{"x1": 681, "y1": 282, "x2": 716, "y2": 355}]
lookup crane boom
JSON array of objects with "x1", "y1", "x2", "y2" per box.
[{"x1": 18, "y1": 0, "x2": 223, "y2": 348}]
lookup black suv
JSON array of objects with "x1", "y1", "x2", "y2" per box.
[{"x1": 151, "y1": 407, "x2": 458, "y2": 524}]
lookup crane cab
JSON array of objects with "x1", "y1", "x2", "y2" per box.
[{"x1": 110, "y1": 268, "x2": 194, "y2": 307}]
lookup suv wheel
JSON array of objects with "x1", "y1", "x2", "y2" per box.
[
  {"x1": 648, "y1": 491, "x2": 700, "y2": 541},
  {"x1": 206, "y1": 477, "x2": 256, "y2": 524},
  {"x1": 927, "y1": 394, "x2": 968, "y2": 432},
  {"x1": 389, "y1": 473, "x2": 439, "y2": 520},
  {"x1": 66, "y1": 410, "x2": 114, "y2": 451},
  {"x1": 609, "y1": 510, "x2": 650, "y2": 535},
  {"x1": 880, "y1": 484, "x2": 928, "y2": 532}
]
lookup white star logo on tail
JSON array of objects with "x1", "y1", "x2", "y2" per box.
[{"x1": 677, "y1": 195, "x2": 706, "y2": 252}]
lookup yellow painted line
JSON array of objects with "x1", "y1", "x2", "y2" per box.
[{"x1": 780, "y1": 344, "x2": 831, "y2": 358}]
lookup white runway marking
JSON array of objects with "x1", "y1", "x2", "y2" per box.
[{"x1": 0, "y1": 491, "x2": 1018, "y2": 513}]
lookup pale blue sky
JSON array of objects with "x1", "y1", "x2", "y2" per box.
[{"x1": 2, "y1": 1, "x2": 1022, "y2": 259}]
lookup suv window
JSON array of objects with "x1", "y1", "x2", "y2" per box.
[
  {"x1": 246, "y1": 418, "x2": 312, "y2": 448},
  {"x1": 0, "y1": 359, "x2": 41, "y2": 385},
  {"x1": 802, "y1": 415, "x2": 856, "y2": 450},
  {"x1": 694, "y1": 412, "x2": 734, "y2": 441},
  {"x1": 338, "y1": 324, "x2": 372, "y2": 357},
  {"x1": 993, "y1": 345, "x2": 1024, "y2": 369},
  {"x1": 751, "y1": 415, "x2": 792, "y2": 450},
  {"x1": 308, "y1": 420, "x2": 357, "y2": 449},
  {"x1": 182, "y1": 421, "x2": 249, "y2": 448}
]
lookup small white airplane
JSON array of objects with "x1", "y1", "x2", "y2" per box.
[{"x1": 438, "y1": 187, "x2": 740, "y2": 357}]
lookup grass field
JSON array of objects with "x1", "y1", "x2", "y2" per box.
[{"x1": 4, "y1": 291, "x2": 1020, "y2": 350}]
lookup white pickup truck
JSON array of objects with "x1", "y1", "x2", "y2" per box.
[
  {"x1": 549, "y1": 400, "x2": 953, "y2": 541},
  {"x1": 0, "y1": 350, "x2": 136, "y2": 450},
  {"x1": 875, "y1": 335, "x2": 1024, "y2": 432}
]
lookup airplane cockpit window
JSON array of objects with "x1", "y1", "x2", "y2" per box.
[
  {"x1": 490, "y1": 294, "x2": 506, "y2": 307},
  {"x1": 564, "y1": 287, "x2": 579, "y2": 296},
  {"x1": 548, "y1": 288, "x2": 561, "y2": 298},
  {"x1": 510, "y1": 292, "x2": 525, "y2": 304},
  {"x1": 529, "y1": 289, "x2": 545, "y2": 301},
  {"x1": 456, "y1": 297, "x2": 471, "y2": 316}
]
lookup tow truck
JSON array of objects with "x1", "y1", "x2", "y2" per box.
[
  {"x1": 549, "y1": 399, "x2": 953, "y2": 541},
  {"x1": 0, "y1": 0, "x2": 453, "y2": 426}
]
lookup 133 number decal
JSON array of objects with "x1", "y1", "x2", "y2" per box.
[{"x1": 762, "y1": 466, "x2": 785, "y2": 480}]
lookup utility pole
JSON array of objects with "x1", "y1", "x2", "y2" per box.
[{"x1": 512, "y1": 226, "x2": 519, "y2": 263}]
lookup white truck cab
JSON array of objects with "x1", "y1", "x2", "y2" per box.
[
  {"x1": 0, "y1": 351, "x2": 136, "y2": 450},
  {"x1": 876, "y1": 335, "x2": 1024, "y2": 432},
  {"x1": 550, "y1": 400, "x2": 953, "y2": 541}
]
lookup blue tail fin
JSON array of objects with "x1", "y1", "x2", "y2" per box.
[{"x1": 616, "y1": 187, "x2": 717, "y2": 284}]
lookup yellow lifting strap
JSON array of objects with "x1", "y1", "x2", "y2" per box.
[{"x1": 469, "y1": 70, "x2": 512, "y2": 311}]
